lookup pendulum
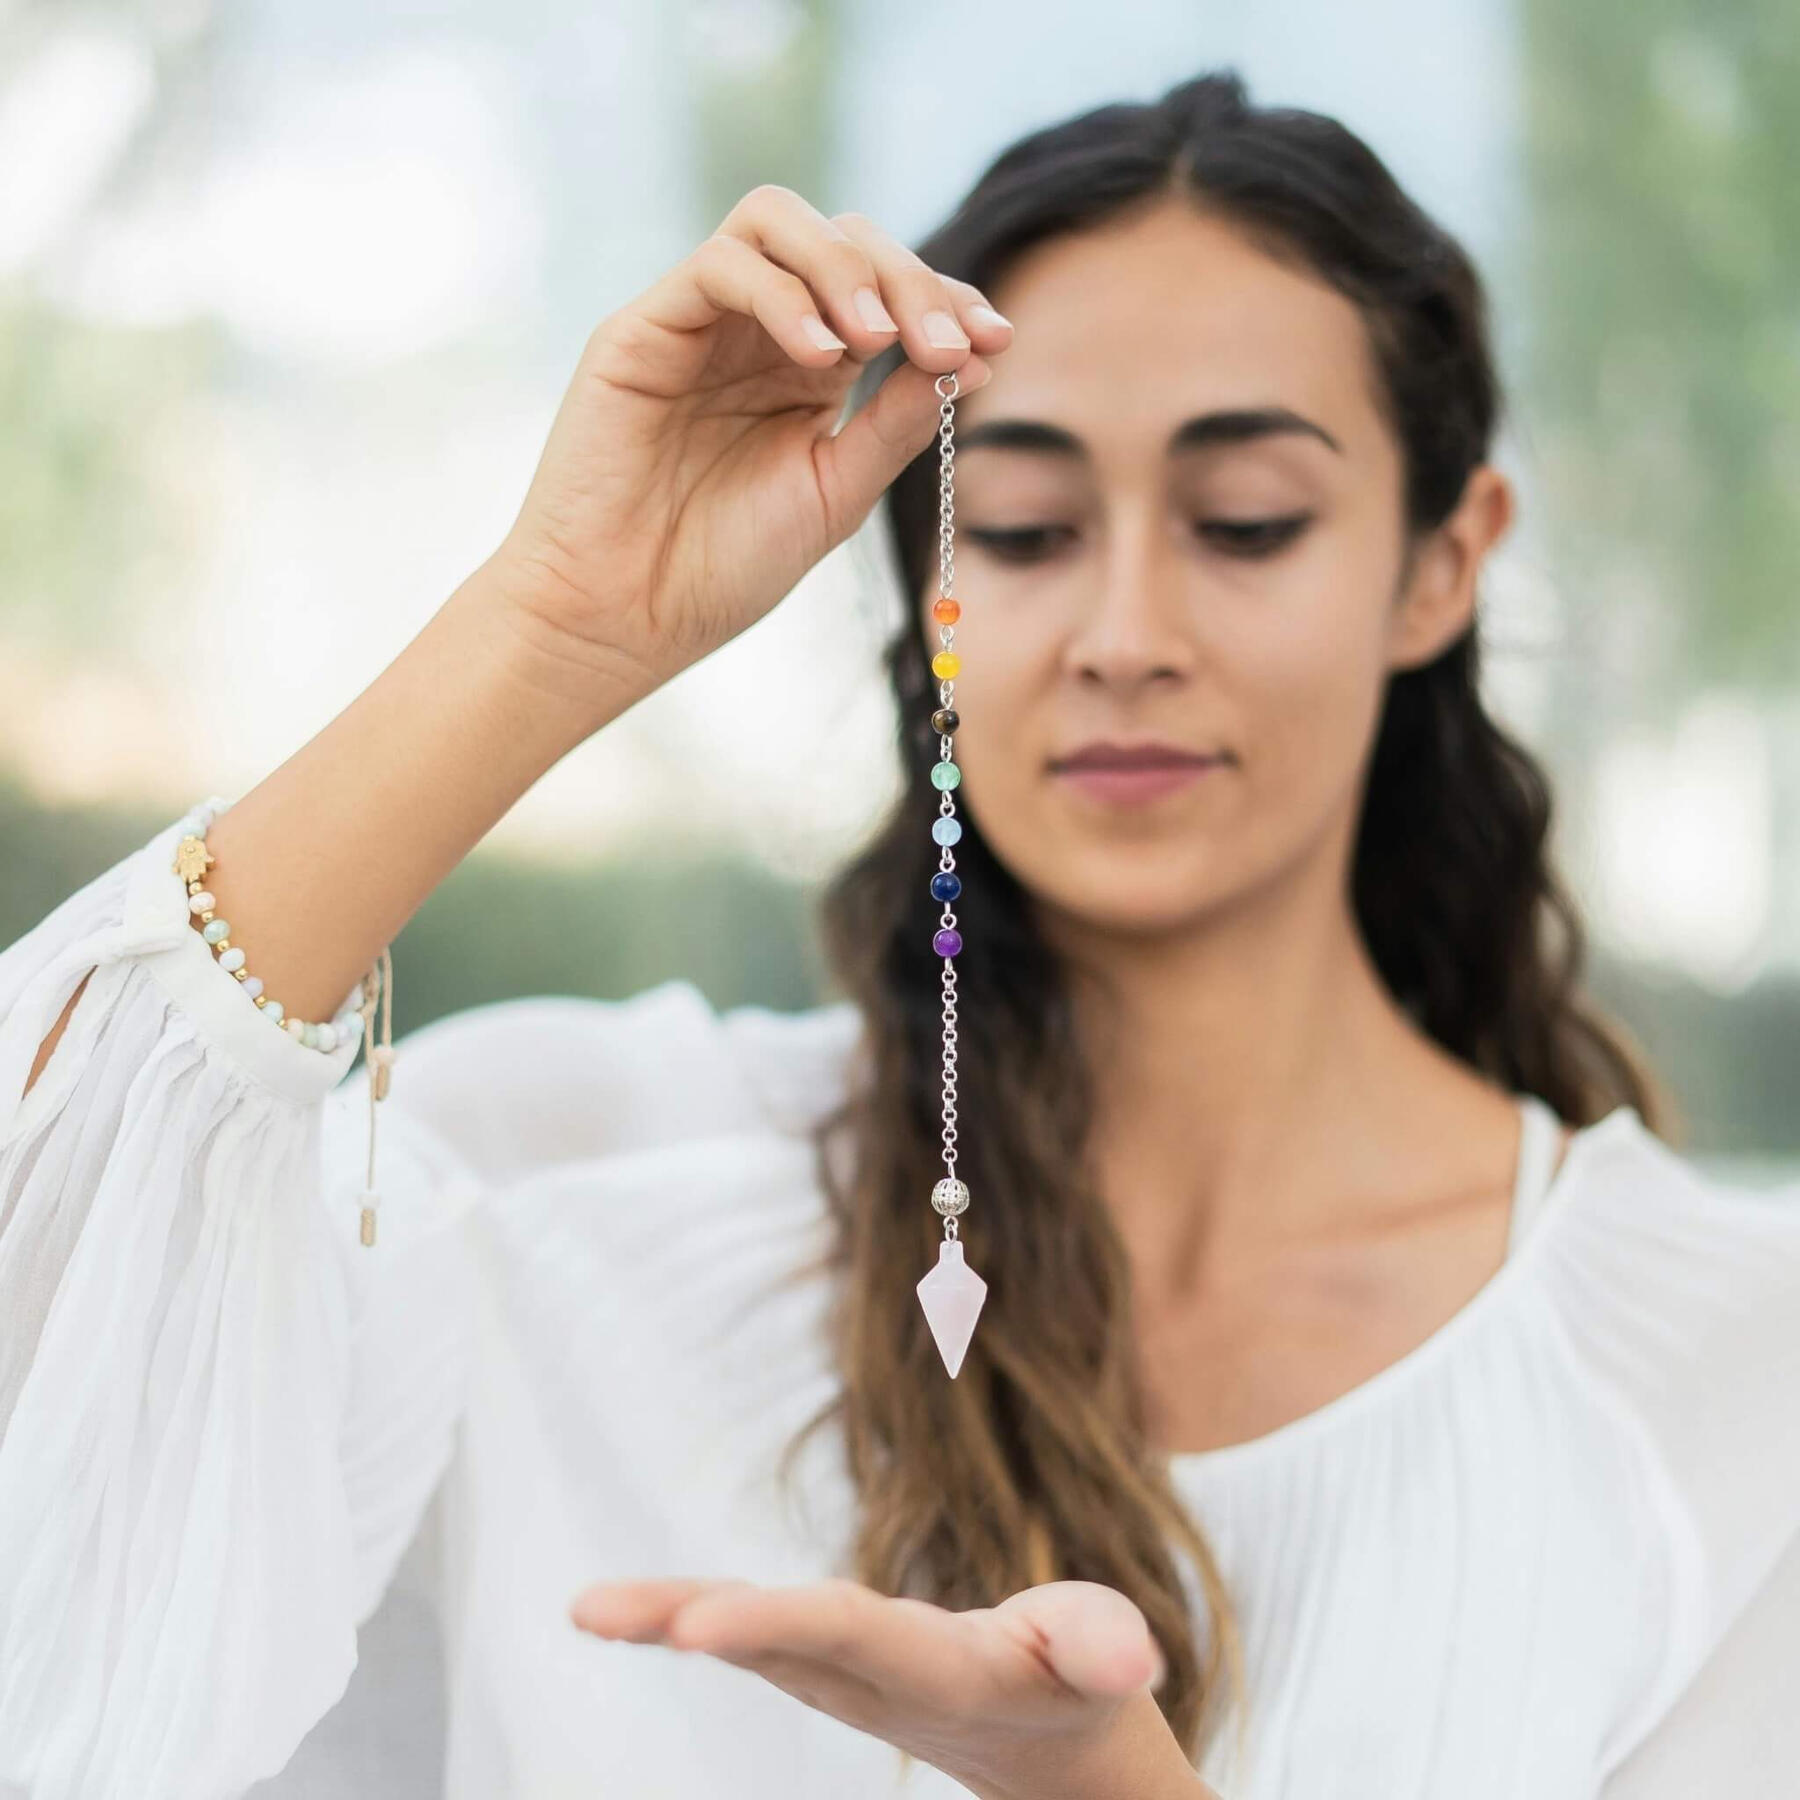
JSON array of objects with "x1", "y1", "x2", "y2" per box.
[{"x1": 915, "y1": 367, "x2": 990, "y2": 1379}]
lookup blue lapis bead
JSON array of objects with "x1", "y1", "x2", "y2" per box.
[
  {"x1": 930, "y1": 871, "x2": 962, "y2": 902},
  {"x1": 931, "y1": 816, "x2": 962, "y2": 846}
]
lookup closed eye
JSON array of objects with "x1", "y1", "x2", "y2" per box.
[
  {"x1": 1197, "y1": 512, "x2": 1313, "y2": 556},
  {"x1": 964, "y1": 514, "x2": 1314, "y2": 564},
  {"x1": 964, "y1": 525, "x2": 1077, "y2": 564}
]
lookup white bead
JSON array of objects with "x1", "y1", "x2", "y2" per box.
[
  {"x1": 285, "y1": 1017, "x2": 306, "y2": 1039},
  {"x1": 217, "y1": 947, "x2": 246, "y2": 973},
  {"x1": 241, "y1": 976, "x2": 263, "y2": 999},
  {"x1": 315, "y1": 1022, "x2": 337, "y2": 1052},
  {"x1": 188, "y1": 891, "x2": 215, "y2": 914},
  {"x1": 339, "y1": 1010, "x2": 364, "y2": 1040},
  {"x1": 262, "y1": 1000, "x2": 284, "y2": 1023}
]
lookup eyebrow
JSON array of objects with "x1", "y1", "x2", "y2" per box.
[{"x1": 954, "y1": 406, "x2": 1344, "y2": 459}]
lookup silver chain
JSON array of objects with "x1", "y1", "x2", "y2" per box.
[{"x1": 933, "y1": 371, "x2": 960, "y2": 1219}]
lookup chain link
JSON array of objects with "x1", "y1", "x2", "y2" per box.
[{"x1": 932, "y1": 372, "x2": 960, "y2": 1216}]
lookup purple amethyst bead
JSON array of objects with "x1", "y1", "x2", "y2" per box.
[{"x1": 932, "y1": 927, "x2": 963, "y2": 958}]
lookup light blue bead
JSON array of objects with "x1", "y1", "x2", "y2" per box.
[
  {"x1": 217, "y1": 947, "x2": 246, "y2": 973},
  {"x1": 932, "y1": 816, "x2": 962, "y2": 846},
  {"x1": 202, "y1": 919, "x2": 230, "y2": 945},
  {"x1": 301, "y1": 1023, "x2": 319, "y2": 1049},
  {"x1": 930, "y1": 760, "x2": 961, "y2": 791},
  {"x1": 262, "y1": 1000, "x2": 284, "y2": 1024}
]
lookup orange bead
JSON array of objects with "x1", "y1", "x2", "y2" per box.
[
  {"x1": 932, "y1": 596, "x2": 961, "y2": 625},
  {"x1": 931, "y1": 650, "x2": 961, "y2": 680}
]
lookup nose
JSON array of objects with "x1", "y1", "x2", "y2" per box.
[{"x1": 1060, "y1": 501, "x2": 1197, "y2": 695}]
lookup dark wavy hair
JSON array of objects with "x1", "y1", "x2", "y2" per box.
[{"x1": 777, "y1": 67, "x2": 1671, "y2": 1770}]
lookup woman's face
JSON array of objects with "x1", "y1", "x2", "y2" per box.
[{"x1": 924, "y1": 197, "x2": 1506, "y2": 944}]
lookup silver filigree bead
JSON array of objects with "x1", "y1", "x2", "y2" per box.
[{"x1": 931, "y1": 1177, "x2": 970, "y2": 1218}]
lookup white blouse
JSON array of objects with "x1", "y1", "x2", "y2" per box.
[{"x1": 2, "y1": 797, "x2": 1799, "y2": 1800}]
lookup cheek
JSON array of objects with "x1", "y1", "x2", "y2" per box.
[{"x1": 1225, "y1": 557, "x2": 1394, "y2": 831}]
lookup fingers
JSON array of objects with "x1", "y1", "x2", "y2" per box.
[
  {"x1": 809, "y1": 349, "x2": 990, "y2": 550},
  {"x1": 639, "y1": 229, "x2": 853, "y2": 370},
  {"x1": 674, "y1": 1578, "x2": 980, "y2": 1697},
  {"x1": 991, "y1": 1581, "x2": 1167, "y2": 1700},
  {"x1": 570, "y1": 1575, "x2": 749, "y2": 1642},
  {"x1": 637, "y1": 184, "x2": 1012, "y2": 380},
  {"x1": 826, "y1": 208, "x2": 1013, "y2": 369}
]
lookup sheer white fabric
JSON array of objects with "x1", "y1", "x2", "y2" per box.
[{"x1": 2, "y1": 800, "x2": 1797, "y2": 1800}]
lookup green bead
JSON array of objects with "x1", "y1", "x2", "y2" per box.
[
  {"x1": 930, "y1": 760, "x2": 961, "y2": 791},
  {"x1": 202, "y1": 919, "x2": 230, "y2": 945}
]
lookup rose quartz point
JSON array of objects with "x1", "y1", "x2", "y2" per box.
[{"x1": 916, "y1": 1238, "x2": 988, "y2": 1378}]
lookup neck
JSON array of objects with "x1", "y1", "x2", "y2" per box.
[{"x1": 1039, "y1": 829, "x2": 1500, "y2": 1302}]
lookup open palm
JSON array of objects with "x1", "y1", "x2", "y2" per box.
[{"x1": 569, "y1": 1572, "x2": 1178, "y2": 1797}]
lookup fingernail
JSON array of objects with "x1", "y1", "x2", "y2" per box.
[
  {"x1": 853, "y1": 286, "x2": 897, "y2": 332},
  {"x1": 969, "y1": 303, "x2": 1012, "y2": 329},
  {"x1": 801, "y1": 314, "x2": 846, "y2": 350},
  {"x1": 923, "y1": 309, "x2": 969, "y2": 349}
]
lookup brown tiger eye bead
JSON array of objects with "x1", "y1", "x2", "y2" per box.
[{"x1": 931, "y1": 707, "x2": 960, "y2": 735}]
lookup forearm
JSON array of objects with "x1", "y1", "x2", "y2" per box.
[
  {"x1": 192, "y1": 559, "x2": 646, "y2": 1025},
  {"x1": 969, "y1": 1693, "x2": 1221, "y2": 1800}
]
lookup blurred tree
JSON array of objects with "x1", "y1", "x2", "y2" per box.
[
  {"x1": 0, "y1": 1, "x2": 225, "y2": 652},
  {"x1": 1520, "y1": 0, "x2": 1800, "y2": 697},
  {"x1": 685, "y1": 0, "x2": 839, "y2": 220}
]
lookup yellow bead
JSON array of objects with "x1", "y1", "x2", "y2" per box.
[{"x1": 931, "y1": 650, "x2": 961, "y2": 680}]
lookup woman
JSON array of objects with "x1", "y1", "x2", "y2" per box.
[{"x1": 2, "y1": 68, "x2": 1796, "y2": 1800}]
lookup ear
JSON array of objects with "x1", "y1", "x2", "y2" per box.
[{"x1": 1387, "y1": 464, "x2": 1515, "y2": 671}]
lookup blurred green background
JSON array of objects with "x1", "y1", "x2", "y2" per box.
[{"x1": 2, "y1": 0, "x2": 1796, "y2": 1171}]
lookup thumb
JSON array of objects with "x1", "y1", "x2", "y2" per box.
[
  {"x1": 813, "y1": 353, "x2": 992, "y2": 549},
  {"x1": 992, "y1": 1580, "x2": 1168, "y2": 1701}
]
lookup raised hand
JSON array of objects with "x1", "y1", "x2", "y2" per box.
[{"x1": 489, "y1": 183, "x2": 1014, "y2": 723}]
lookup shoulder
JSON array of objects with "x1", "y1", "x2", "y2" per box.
[
  {"x1": 373, "y1": 977, "x2": 865, "y2": 1185},
  {"x1": 1535, "y1": 1103, "x2": 1800, "y2": 1747},
  {"x1": 1541, "y1": 1102, "x2": 1800, "y2": 1309}
]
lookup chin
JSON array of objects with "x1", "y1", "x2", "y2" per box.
[{"x1": 1027, "y1": 857, "x2": 1229, "y2": 943}]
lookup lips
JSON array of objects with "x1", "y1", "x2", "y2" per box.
[
  {"x1": 1047, "y1": 741, "x2": 1227, "y2": 807},
  {"x1": 1048, "y1": 742, "x2": 1225, "y2": 773}
]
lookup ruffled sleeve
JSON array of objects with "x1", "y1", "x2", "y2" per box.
[
  {"x1": 1536, "y1": 1111, "x2": 1800, "y2": 1777},
  {"x1": 0, "y1": 798, "x2": 484, "y2": 1800}
]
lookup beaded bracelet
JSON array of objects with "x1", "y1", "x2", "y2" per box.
[{"x1": 173, "y1": 800, "x2": 396, "y2": 1246}]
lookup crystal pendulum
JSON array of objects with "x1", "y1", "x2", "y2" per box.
[{"x1": 916, "y1": 367, "x2": 989, "y2": 1379}]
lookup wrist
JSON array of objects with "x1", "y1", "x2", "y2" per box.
[
  {"x1": 970, "y1": 1694, "x2": 1213, "y2": 1800},
  {"x1": 446, "y1": 552, "x2": 660, "y2": 751}
]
